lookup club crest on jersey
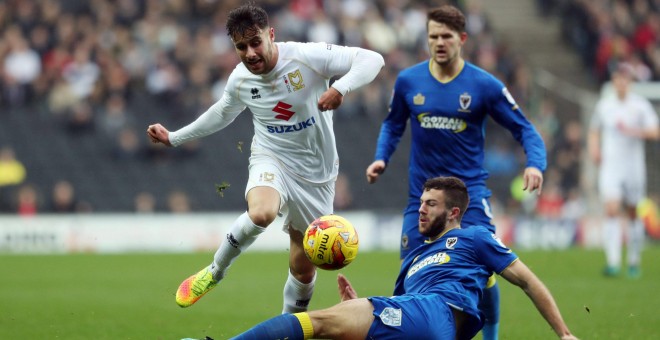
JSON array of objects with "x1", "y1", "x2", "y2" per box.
[
  {"x1": 458, "y1": 92, "x2": 471, "y2": 112},
  {"x1": 287, "y1": 69, "x2": 305, "y2": 91},
  {"x1": 445, "y1": 237, "x2": 457, "y2": 249},
  {"x1": 413, "y1": 93, "x2": 425, "y2": 105},
  {"x1": 251, "y1": 87, "x2": 261, "y2": 99}
]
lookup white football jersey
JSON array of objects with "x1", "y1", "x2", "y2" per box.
[
  {"x1": 591, "y1": 92, "x2": 659, "y2": 176},
  {"x1": 170, "y1": 42, "x2": 382, "y2": 183}
]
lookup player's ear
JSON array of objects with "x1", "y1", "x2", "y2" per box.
[
  {"x1": 450, "y1": 206, "x2": 461, "y2": 221},
  {"x1": 459, "y1": 31, "x2": 468, "y2": 44},
  {"x1": 269, "y1": 27, "x2": 275, "y2": 41}
]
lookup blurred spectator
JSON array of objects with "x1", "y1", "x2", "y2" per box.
[
  {"x1": 46, "y1": 179, "x2": 77, "y2": 213},
  {"x1": 0, "y1": 146, "x2": 26, "y2": 187},
  {"x1": 15, "y1": 183, "x2": 39, "y2": 216},
  {"x1": 61, "y1": 44, "x2": 100, "y2": 100},
  {"x1": 134, "y1": 191, "x2": 156, "y2": 213},
  {"x1": 2, "y1": 27, "x2": 41, "y2": 107},
  {"x1": 167, "y1": 190, "x2": 191, "y2": 213}
]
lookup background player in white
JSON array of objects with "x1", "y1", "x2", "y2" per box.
[
  {"x1": 588, "y1": 64, "x2": 660, "y2": 278},
  {"x1": 146, "y1": 2, "x2": 384, "y2": 311}
]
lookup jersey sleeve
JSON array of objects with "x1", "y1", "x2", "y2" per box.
[
  {"x1": 169, "y1": 71, "x2": 246, "y2": 147},
  {"x1": 589, "y1": 101, "x2": 604, "y2": 132},
  {"x1": 473, "y1": 227, "x2": 518, "y2": 274},
  {"x1": 296, "y1": 42, "x2": 384, "y2": 96},
  {"x1": 640, "y1": 98, "x2": 660, "y2": 128},
  {"x1": 486, "y1": 80, "x2": 547, "y2": 172},
  {"x1": 374, "y1": 76, "x2": 410, "y2": 164}
]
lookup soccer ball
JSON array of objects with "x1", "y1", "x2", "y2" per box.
[{"x1": 303, "y1": 215, "x2": 359, "y2": 270}]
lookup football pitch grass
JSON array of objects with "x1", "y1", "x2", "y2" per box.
[{"x1": 2, "y1": 247, "x2": 660, "y2": 339}]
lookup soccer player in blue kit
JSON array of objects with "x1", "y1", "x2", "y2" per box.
[
  {"x1": 365, "y1": 5, "x2": 546, "y2": 339},
  {"x1": 228, "y1": 177, "x2": 576, "y2": 340}
]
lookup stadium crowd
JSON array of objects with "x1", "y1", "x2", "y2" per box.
[{"x1": 0, "y1": 0, "x2": 653, "y2": 218}]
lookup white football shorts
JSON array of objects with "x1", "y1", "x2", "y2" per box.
[
  {"x1": 598, "y1": 169, "x2": 645, "y2": 206},
  {"x1": 245, "y1": 153, "x2": 335, "y2": 234}
]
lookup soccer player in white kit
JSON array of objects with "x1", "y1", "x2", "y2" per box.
[
  {"x1": 146, "y1": 3, "x2": 384, "y2": 310},
  {"x1": 588, "y1": 65, "x2": 660, "y2": 278}
]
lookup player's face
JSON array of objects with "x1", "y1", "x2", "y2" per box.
[
  {"x1": 427, "y1": 20, "x2": 466, "y2": 67},
  {"x1": 232, "y1": 26, "x2": 277, "y2": 75},
  {"x1": 612, "y1": 71, "x2": 631, "y2": 98},
  {"x1": 418, "y1": 189, "x2": 449, "y2": 239}
]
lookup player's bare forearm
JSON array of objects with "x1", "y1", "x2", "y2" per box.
[{"x1": 502, "y1": 261, "x2": 575, "y2": 339}]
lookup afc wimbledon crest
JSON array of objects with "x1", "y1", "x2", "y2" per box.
[
  {"x1": 458, "y1": 92, "x2": 471, "y2": 112},
  {"x1": 445, "y1": 237, "x2": 457, "y2": 249}
]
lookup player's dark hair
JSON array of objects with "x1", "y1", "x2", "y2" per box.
[
  {"x1": 226, "y1": 2, "x2": 269, "y2": 40},
  {"x1": 423, "y1": 176, "x2": 469, "y2": 220},
  {"x1": 427, "y1": 5, "x2": 466, "y2": 33}
]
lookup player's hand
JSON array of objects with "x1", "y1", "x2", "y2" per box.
[
  {"x1": 366, "y1": 160, "x2": 386, "y2": 184},
  {"x1": 146, "y1": 123, "x2": 172, "y2": 147},
  {"x1": 522, "y1": 167, "x2": 543, "y2": 195},
  {"x1": 317, "y1": 87, "x2": 343, "y2": 112},
  {"x1": 337, "y1": 273, "x2": 358, "y2": 301}
]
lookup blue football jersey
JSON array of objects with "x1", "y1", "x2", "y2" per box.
[
  {"x1": 374, "y1": 61, "x2": 547, "y2": 204},
  {"x1": 393, "y1": 226, "x2": 518, "y2": 334}
]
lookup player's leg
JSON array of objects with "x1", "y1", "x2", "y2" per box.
[
  {"x1": 230, "y1": 298, "x2": 375, "y2": 340},
  {"x1": 625, "y1": 203, "x2": 644, "y2": 278},
  {"x1": 175, "y1": 186, "x2": 279, "y2": 307},
  {"x1": 210, "y1": 186, "x2": 279, "y2": 280},
  {"x1": 284, "y1": 227, "x2": 317, "y2": 313},
  {"x1": 481, "y1": 275, "x2": 500, "y2": 340},
  {"x1": 602, "y1": 200, "x2": 623, "y2": 276},
  {"x1": 280, "y1": 178, "x2": 333, "y2": 313},
  {"x1": 600, "y1": 172, "x2": 623, "y2": 276},
  {"x1": 463, "y1": 194, "x2": 499, "y2": 340},
  {"x1": 624, "y1": 180, "x2": 646, "y2": 278},
  {"x1": 175, "y1": 158, "x2": 284, "y2": 307}
]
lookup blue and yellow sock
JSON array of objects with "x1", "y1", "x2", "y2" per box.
[
  {"x1": 230, "y1": 312, "x2": 313, "y2": 340},
  {"x1": 480, "y1": 276, "x2": 500, "y2": 340}
]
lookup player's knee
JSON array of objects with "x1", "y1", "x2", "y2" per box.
[{"x1": 247, "y1": 209, "x2": 277, "y2": 227}]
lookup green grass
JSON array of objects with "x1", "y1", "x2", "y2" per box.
[{"x1": 1, "y1": 247, "x2": 659, "y2": 339}]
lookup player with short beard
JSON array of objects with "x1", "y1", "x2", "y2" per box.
[{"x1": 227, "y1": 177, "x2": 577, "y2": 340}]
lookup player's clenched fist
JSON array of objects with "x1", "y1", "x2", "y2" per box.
[
  {"x1": 146, "y1": 124, "x2": 172, "y2": 146},
  {"x1": 366, "y1": 160, "x2": 386, "y2": 184}
]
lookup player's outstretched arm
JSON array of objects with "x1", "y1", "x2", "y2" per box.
[
  {"x1": 500, "y1": 260, "x2": 578, "y2": 339},
  {"x1": 146, "y1": 123, "x2": 172, "y2": 147},
  {"x1": 366, "y1": 160, "x2": 386, "y2": 184}
]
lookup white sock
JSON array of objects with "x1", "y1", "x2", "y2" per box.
[
  {"x1": 627, "y1": 218, "x2": 645, "y2": 267},
  {"x1": 210, "y1": 212, "x2": 266, "y2": 281},
  {"x1": 603, "y1": 218, "x2": 622, "y2": 268},
  {"x1": 282, "y1": 270, "x2": 316, "y2": 314}
]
